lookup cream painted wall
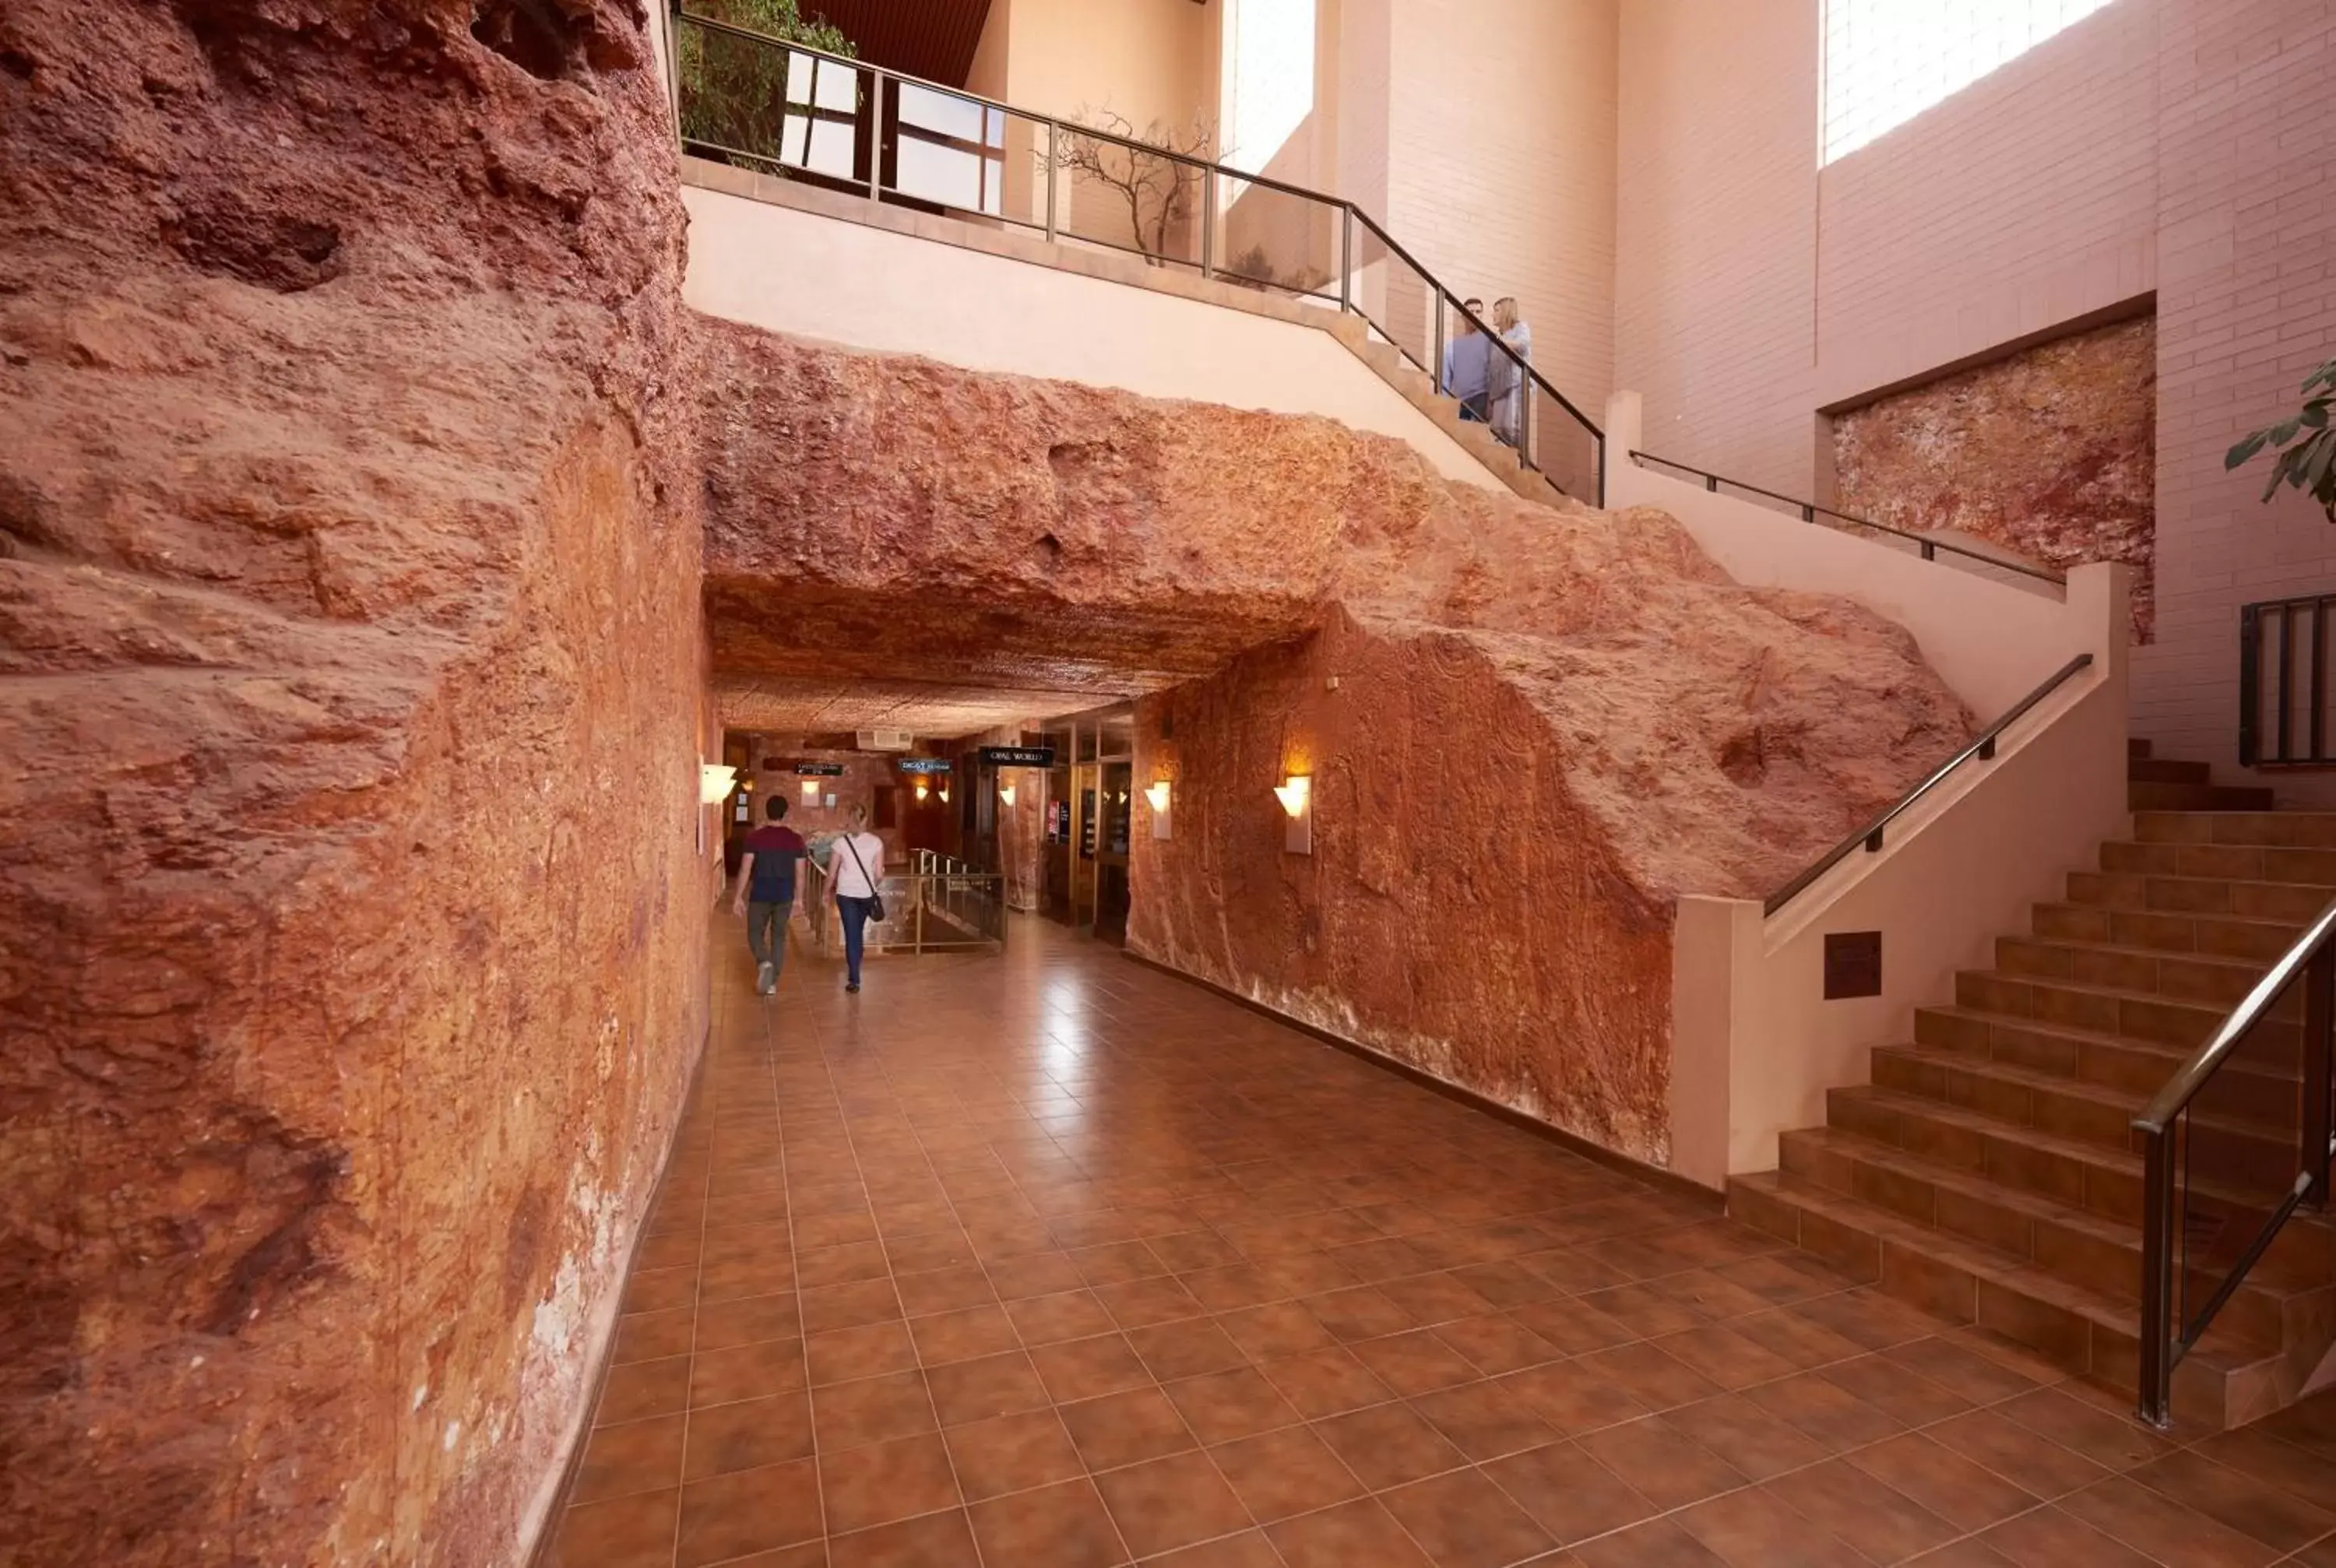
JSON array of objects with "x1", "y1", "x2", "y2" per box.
[
  {"x1": 990, "y1": 0, "x2": 1213, "y2": 136},
  {"x1": 682, "y1": 184, "x2": 1506, "y2": 490},
  {"x1": 1613, "y1": 0, "x2": 1817, "y2": 498},
  {"x1": 1381, "y1": 0, "x2": 1619, "y2": 422}
]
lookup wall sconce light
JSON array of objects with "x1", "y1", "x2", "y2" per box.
[
  {"x1": 999, "y1": 782, "x2": 1017, "y2": 807},
  {"x1": 800, "y1": 779, "x2": 820, "y2": 801},
  {"x1": 1145, "y1": 779, "x2": 1172, "y2": 842},
  {"x1": 938, "y1": 786, "x2": 950, "y2": 803},
  {"x1": 914, "y1": 781, "x2": 929, "y2": 801},
  {"x1": 1274, "y1": 774, "x2": 1312, "y2": 855},
  {"x1": 699, "y1": 763, "x2": 739, "y2": 805}
]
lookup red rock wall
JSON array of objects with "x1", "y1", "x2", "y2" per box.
[
  {"x1": 1131, "y1": 614, "x2": 1676, "y2": 1158},
  {"x1": 1833, "y1": 316, "x2": 2156, "y2": 640},
  {"x1": 0, "y1": 1, "x2": 708, "y2": 1562}
]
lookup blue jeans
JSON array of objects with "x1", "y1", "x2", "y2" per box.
[{"x1": 836, "y1": 895, "x2": 874, "y2": 985}]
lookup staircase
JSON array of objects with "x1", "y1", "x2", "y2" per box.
[{"x1": 1733, "y1": 740, "x2": 2336, "y2": 1429}]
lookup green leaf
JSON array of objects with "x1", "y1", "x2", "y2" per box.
[
  {"x1": 2265, "y1": 466, "x2": 2289, "y2": 503},
  {"x1": 2306, "y1": 431, "x2": 2336, "y2": 497},
  {"x1": 2271, "y1": 417, "x2": 2303, "y2": 446},
  {"x1": 2304, "y1": 400, "x2": 2331, "y2": 428},
  {"x1": 2306, "y1": 360, "x2": 2336, "y2": 396},
  {"x1": 2228, "y1": 430, "x2": 2271, "y2": 468}
]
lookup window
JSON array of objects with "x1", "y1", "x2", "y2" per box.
[
  {"x1": 1821, "y1": 0, "x2": 2116, "y2": 164},
  {"x1": 1228, "y1": 0, "x2": 1315, "y2": 175}
]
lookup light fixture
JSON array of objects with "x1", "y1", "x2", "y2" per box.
[
  {"x1": 1145, "y1": 779, "x2": 1172, "y2": 842},
  {"x1": 800, "y1": 779, "x2": 820, "y2": 801},
  {"x1": 699, "y1": 763, "x2": 738, "y2": 805},
  {"x1": 1275, "y1": 774, "x2": 1312, "y2": 855},
  {"x1": 915, "y1": 781, "x2": 929, "y2": 801},
  {"x1": 999, "y1": 782, "x2": 1017, "y2": 807},
  {"x1": 938, "y1": 787, "x2": 950, "y2": 803}
]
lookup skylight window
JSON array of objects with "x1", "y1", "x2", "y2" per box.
[
  {"x1": 1228, "y1": 0, "x2": 1316, "y2": 175},
  {"x1": 1821, "y1": 0, "x2": 2116, "y2": 164}
]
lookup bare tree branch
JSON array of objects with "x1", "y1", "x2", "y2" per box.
[{"x1": 1053, "y1": 110, "x2": 1220, "y2": 266}]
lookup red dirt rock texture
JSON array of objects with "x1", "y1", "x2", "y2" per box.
[
  {"x1": 0, "y1": 1, "x2": 707, "y2": 1563},
  {"x1": 701, "y1": 327, "x2": 1976, "y2": 1163},
  {"x1": 1834, "y1": 316, "x2": 2156, "y2": 641}
]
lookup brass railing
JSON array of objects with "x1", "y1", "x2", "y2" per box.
[
  {"x1": 2133, "y1": 898, "x2": 2336, "y2": 1426},
  {"x1": 669, "y1": 5, "x2": 1606, "y2": 506},
  {"x1": 801, "y1": 854, "x2": 1006, "y2": 955}
]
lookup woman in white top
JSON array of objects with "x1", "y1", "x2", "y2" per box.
[
  {"x1": 827, "y1": 803, "x2": 885, "y2": 993},
  {"x1": 1488, "y1": 296, "x2": 1533, "y2": 448}
]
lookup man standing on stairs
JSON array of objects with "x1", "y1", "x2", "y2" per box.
[
  {"x1": 731, "y1": 794, "x2": 807, "y2": 996},
  {"x1": 1441, "y1": 297, "x2": 1492, "y2": 423}
]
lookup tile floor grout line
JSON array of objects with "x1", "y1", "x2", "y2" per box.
[{"x1": 580, "y1": 922, "x2": 2312, "y2": 1566}]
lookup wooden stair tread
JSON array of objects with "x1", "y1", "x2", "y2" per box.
[
  {"x1": 2036, "y1": 898, "x2": 2306, "y2": 935},
  {"x1": 1736, "y1": 1169, "x2": 2281, "y2": 1376},
  {"x1": 1916, "y1": 1004, "x2": 2299, "y2": 1083},
  {"x1": 1880, "y1": 1042, "x2": 2300, "y2": 1141},
  {"x1": 1791, "y1": 1120, "x2": 2138, "y2": 1245},
  {"x1": 1842, "y1": 1084, "x2": 2141, "y2": 1175},
  {"x1": 2007, "y1": 933, "x2": 2272, "y2": 972}
]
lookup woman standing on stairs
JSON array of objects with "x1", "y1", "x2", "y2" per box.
[
  {"x1": 1489, "y1": 296, "x2": 1533, "y2": 448},
  {"x1": 828, "y1": 802, "x2": 885, "y2": 994}
]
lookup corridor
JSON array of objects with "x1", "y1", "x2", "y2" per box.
[{"x1": 546, "y1": 919, "x2": 2336, "y2": 1568}]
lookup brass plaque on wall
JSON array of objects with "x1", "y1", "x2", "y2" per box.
[{"x1": 1824, "y1": 931, "x2": 1882, "y2": 1000}]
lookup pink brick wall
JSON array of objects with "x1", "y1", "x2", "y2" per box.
[
  {"x1": 1617, "y1": 0, "x2": 2336, "y2": 798},
  {"x1": 1381, "y1": 0, "x2": 1619, "y2": 418},
  {"x1": 2143, "y1": 0, "x2": 2336, "y2": 801},
  {"x1": 1613, "y1": 0, "x2": 1818, "y2": 496},
  {"x1": 1813, "y1": 2, "x2": 2160, "y2": 410}
]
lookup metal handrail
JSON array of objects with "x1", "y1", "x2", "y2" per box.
[
  {"x1": 1763, "y1": 654, "x2": 2095, "y2": 916},
  {"x1": 1627, "y1": 450, "x2": 2066, "y2": 587},
  {"x1": 670, "y1": 6, "x2": 1606, "y2": 502},
  {"x1": 2132, "y1": 895, "x2": 2336, "y2": 1426}
]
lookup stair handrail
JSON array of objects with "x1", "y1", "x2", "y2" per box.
[
  {"x1": 2130, "y1": 895, "x2": 2336, "y2": 1427},
  {"x1": 1763, "y1": 653, "x2": 2095, "y2": 916},
  {"x1": 1627, "y1": 450, "x2": 2065, "y2": 587},
  {"x1": 668, "y1": 5, "x2": 1606, "y2": 504}
]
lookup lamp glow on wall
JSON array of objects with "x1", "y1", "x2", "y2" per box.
[
  {"x1": 1145, "y1": 778, "x2": 1173, "y2": 841},
  {"x1": 998, "y1": 780, "x2": 1017, "y2": 807},
  {"x1": 1274, "y1": 774, "x2": 1312, "y2": 855},
  {"x1": 699, "y1": 763, "x2": 738, "y2": 805},
  {"x1": 938, "y1": 786, "x2": 950, "y2": 803},
  {"x1": 915, "y1": 780, "x2": 929, "y2": 802},
  {"x1": 800, "y1": 778, "x2": 820, "y2": 801}
]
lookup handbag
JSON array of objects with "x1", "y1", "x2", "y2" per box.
[{"x1": 839, "y1": 832, "x2": 886, "y2": 924}]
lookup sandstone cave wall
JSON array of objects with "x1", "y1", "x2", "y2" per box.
[
  {"x1": 1130, "y1": 613, "x2": 1676, "y2": 1160},
  {"x1": 1834, "y1": 315, "x2": 2155, "y2": 640},
  {"x1": 0, "y1": 1, "x2": 709, "y2": 1562}
]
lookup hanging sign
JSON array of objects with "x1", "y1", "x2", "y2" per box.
[
  {"x1": 980, "y1": 746, "x2": 1056, "y2": 768},
  {"x1": 898, "y1": 758, "x2": 954, "y2": 775},
  {"x1": 793, "y1": 763, "x2": 846, "y2": 777}
]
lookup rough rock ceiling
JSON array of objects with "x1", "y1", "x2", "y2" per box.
[
  {"x1": 705, "y1": 578, "x2": 1290, "y2": 740},
  {"x1": 807, "y1": 0, "x2": 994, "y2": 86},
  {"x1": 715, "y1": 674, "x2": 1119, "y2": 737}
]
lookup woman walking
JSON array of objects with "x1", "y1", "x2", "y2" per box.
[
  {"x1": 1488, "y1": 296, "x2": 1533, "y2": 448},
  {"x1": 828, "y1": 803, "x2": 885, "y2": 993}
]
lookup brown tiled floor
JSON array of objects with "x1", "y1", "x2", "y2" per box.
[{"x1": 547, "y1": 915, "x2": 2336, "y2": 1566}]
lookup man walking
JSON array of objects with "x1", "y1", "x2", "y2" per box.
[{"x1": 731, "y1": 795, "x2": 807, "y2": 996}]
